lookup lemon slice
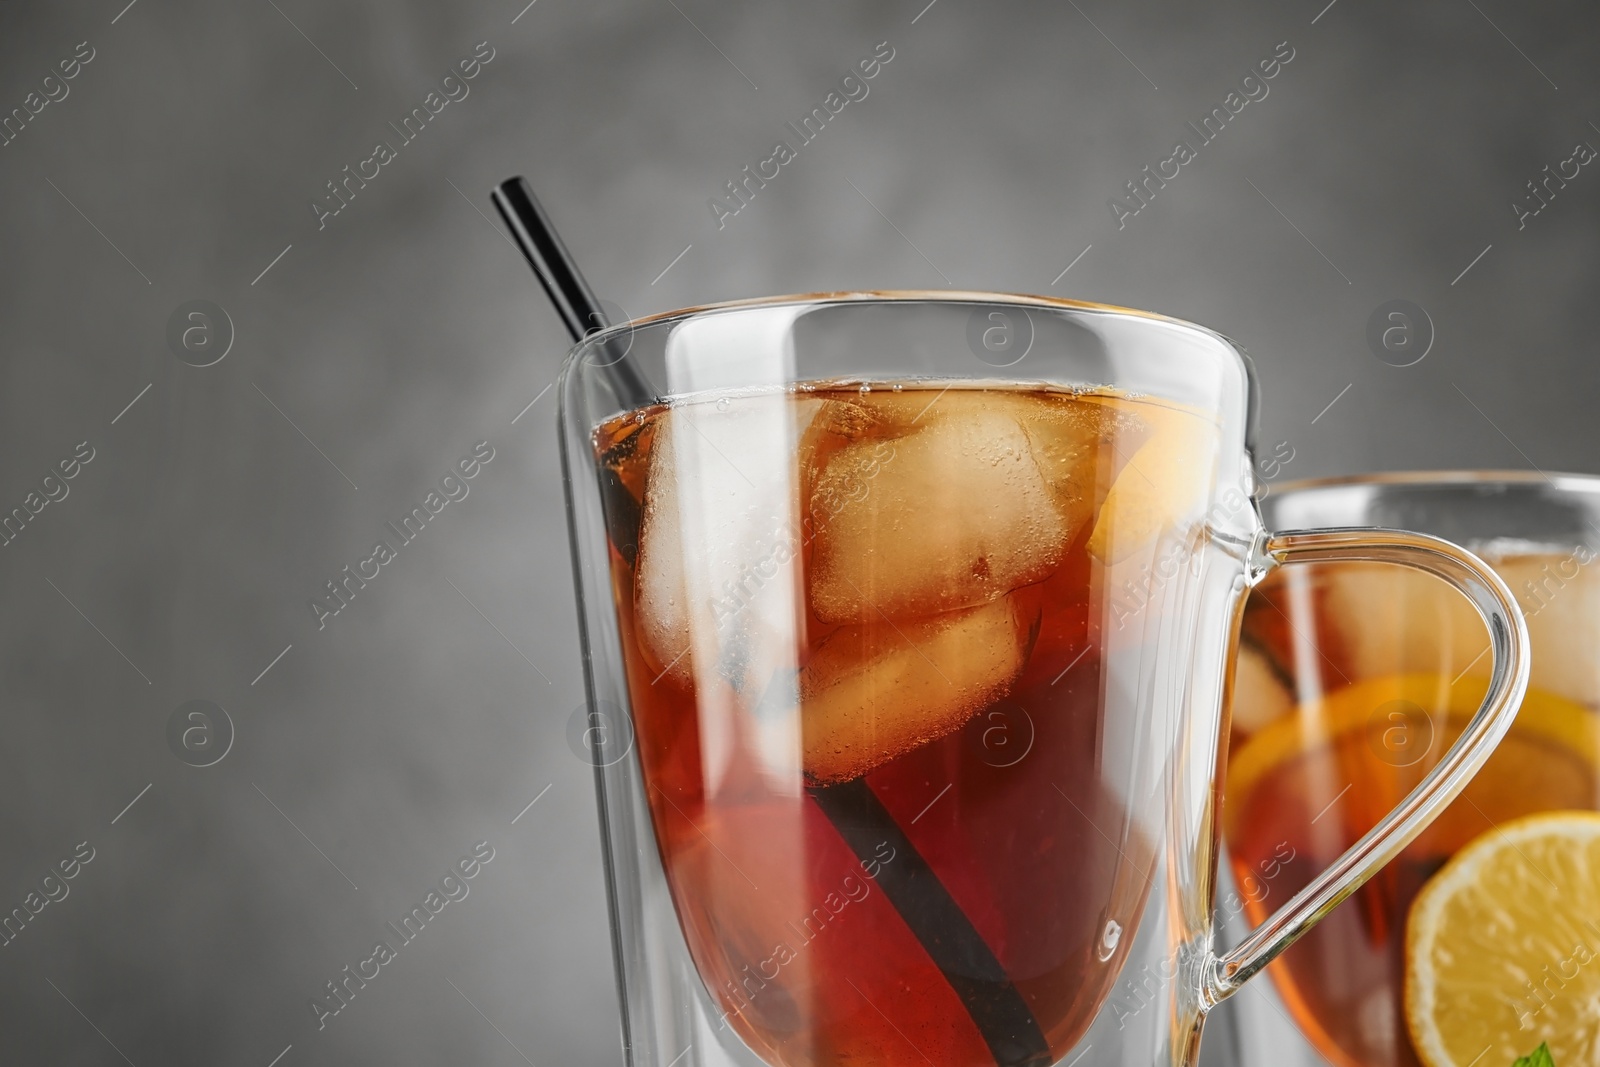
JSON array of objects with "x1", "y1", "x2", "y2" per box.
[
  {"x1": 1225, "y1": 673, "x2": 1600, "y2": 840},
  {"x1": 1086, "y1": 401, "x2": 1216, "y2": 563},
  {"x1": 1406, "y1": 811, "x2": 1600, "y2": 1065}
]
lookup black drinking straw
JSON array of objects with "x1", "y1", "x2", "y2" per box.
[
  {"x1": 493, "y1": 173, "x2": 1048, "y2": 1065},
  {"x1": 490, "y1": 176, "x2": 653, "y2": 406},
  {"x1": 811, "y1": 779, "x2": 1052, "y2": 1065}
]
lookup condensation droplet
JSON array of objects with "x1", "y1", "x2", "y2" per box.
[
  {"x1": 1098, "y1": 919, "x2": 1122, "y2": 962},
  {"x1": 716, "y1": 397, "x2": 731, "y2": 411}
]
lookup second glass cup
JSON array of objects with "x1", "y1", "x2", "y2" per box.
[
  {"x1": 1220, "y1": 472, "x2": 1600, "y2": 1067},
  {"x1": 557, "y1": 294, "x2": 1530, "y2": 1067}
]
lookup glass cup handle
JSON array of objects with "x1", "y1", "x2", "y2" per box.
[{"x1": 1204, "y1": 526, "x2": 1531, "y2": 1006}]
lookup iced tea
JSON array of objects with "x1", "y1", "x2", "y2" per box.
[
  {"x1": 1224, "y1": 554, "x2": 1600, "y2": 1067},
  {"x1": 592, "y1": 381, "x2": 1217, "y2": 1066}
]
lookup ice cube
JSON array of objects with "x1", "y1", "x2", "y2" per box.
[
  {"x1": 1496, "y1": 552, "x2": 1600, "y2": 706},
  {"x1": 1325, "y1": 553, "x2": 1600, "y2": 706},
  {"x1": 800, "y1": 592, "x2": 1037, "y2": 784},
  {"x1": 1319, "y1": 564, "x2": 1485, "y2": 688},
  {"x1": 808, "y1": 408, "x2": 1071, "y2": 624},
  {"x1": 1230, "y1": 643, "x2": 1295, "y2": 738},
  {"x1": 634, "y1": 415, "x2": 690, "y2": 682},
  {"x1": 1088, "y1": 403, "x2": 1216, "y2": 564},
  {"x1": 1009, "y1": 393, "x2": 1139, "y2": 540},
  {"x1": 634, "y1": 397, "x2": 820, "y2": 690}
]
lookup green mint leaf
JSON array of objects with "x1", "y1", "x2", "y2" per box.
[{"x1": 1512, "y1": 1043, "x2": 1555, "y2": 1067}]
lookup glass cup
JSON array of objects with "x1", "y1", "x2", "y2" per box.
[
  {"x1": 1219, "y1": 472, "x2": 1600, "y2": 1067},
  {"x1": 555, "y1": 294, "x2": 1531, "y2": 1067}
]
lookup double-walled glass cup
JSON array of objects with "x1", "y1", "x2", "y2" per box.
[
  {"x1": 556, "y1": 294, "x2": 1530, "y2": 1067},
  {"x1": 1218, "y1": 473, "x2": 1600, "y2": 1067}
]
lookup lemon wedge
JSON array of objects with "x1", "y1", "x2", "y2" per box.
[{"x1": 1086, "y1": 401, "x2": 1216, "y2": 563}]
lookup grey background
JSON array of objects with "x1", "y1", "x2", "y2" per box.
[{"x1": 0, "y1": 0, "x2": 1595, "y2": 1063}]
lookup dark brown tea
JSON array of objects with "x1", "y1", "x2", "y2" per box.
[{"x1": 594, "y1": 382, "x2": 1215, "y2": 1066}]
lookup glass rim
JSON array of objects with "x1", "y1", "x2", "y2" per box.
[
  {"x1": 1269, "y1": 469, "x2": 1600, "y2": 497},
  {"x1": 572, "y1": 288, "x2": 1233, "y2": 357}
]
